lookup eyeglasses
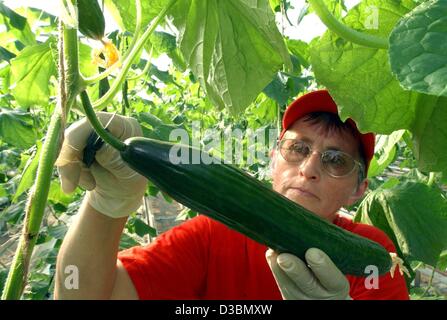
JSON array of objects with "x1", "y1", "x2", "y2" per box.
[{"x1": 277, "y1": 139, "x2": 364, "y2": 178}]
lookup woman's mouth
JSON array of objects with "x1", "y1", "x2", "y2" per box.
[{"x1": 288, "y1": 187, "x2": 318, "y2": 199}]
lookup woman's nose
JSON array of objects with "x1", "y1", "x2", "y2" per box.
[{"x1": 298, "y1": 151, "x2": 321, "y2": 180}]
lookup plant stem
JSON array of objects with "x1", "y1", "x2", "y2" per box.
[
  {"x1": 91, "y1": 0, "x2": 178, "y2": 110},
  {"x1": 122, "y1": 80, "x2": 129, "y2": 115},
  {"x1": 1, "y1": 22, "x2": 75, "y2": 300},
  {"x1": 80, "y1": 91, "x2": 126, "y2": 152},
  {"x1": 126, "y1": 46, "x2": 153, "y2": 81},
  {"x1": 81, "y1": 62, "x2": 120, "y2": 86},
  {"x1": 418, "y1": 267, "x2": 436, "y2": 299},
  {"x1": 307, "y1": 0, "x2": 389, "y2": 49},
  {"x1": 427, "y1": 172, "x2": 435, "y2": 187},
  {"x1": 121, "y1": 0, "x2": 143, "y2": 62},
  {"x1": 64, "y1": 26, "x2": 84, "y2": 116}
]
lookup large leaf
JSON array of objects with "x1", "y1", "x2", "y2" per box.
[
  {"x1": 10, "y1": 41, "x2": 56, "y2": 107},
  {"x1": 0, "y1": 108, "x2": 37, "y2": 148},
  {"x1": 0, "y1": 3, "x2": 35, "y2": 49},
  {"x1": 170, "y1": 0, "x2": 292, "y2": 115},
  {"x1": 355, "y1": 181, "x2": 447, "y2": 266},
  {"x1": 310, "y1": 0, "x2": 418, "y2": 134},
  {"x1": 105, "y1": 0, "x2": 168, "y2": 33},
  {"x1": 410, "y1": 95, "x2": 447, "y2": 173},
  {"x1": 389, "y1": 0, "x2": 447, "y2": 97}
]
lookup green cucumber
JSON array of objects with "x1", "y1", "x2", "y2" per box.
[
  {"x1": 77, "y1": 0, "x2": 105, "y2": 41},
  {"x1": 120, "y1": 137, "x2": 393, "y2": 276}
]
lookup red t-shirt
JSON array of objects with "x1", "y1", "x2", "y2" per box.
[{"x1": 118, "y1": 214, "x2": 409, "y2": 300}]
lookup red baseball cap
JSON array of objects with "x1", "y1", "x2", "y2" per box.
[{"x1": 279, "y1": 90, "x2": 375, "y2": 173}]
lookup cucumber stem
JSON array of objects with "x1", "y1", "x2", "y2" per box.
[
  {"x1": 81, "y1": 61, "x2": 120, "y2": 86},
  {"x1": 122, "y1": 0, "x2": 143, "y2": 62},
  {"x1": 91, "y1": 0, "x2": 178, "y2": 110},
  {"x1": 307, "y1": 0, "x2": 389, "y2": 49},
  {"x1": 126, "y1": 46, "x2": 154, "y2": 81},
  {"x1": 80, "y1": 90, "x2": 126, "y2": 152}
]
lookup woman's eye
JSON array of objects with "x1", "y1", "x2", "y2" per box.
[
  {"x1": 325, "y1": 152, "x2": 346, "y2": 165},
  {"x1": 291, "y1": 143, "x2": 309, "y2": 154}
]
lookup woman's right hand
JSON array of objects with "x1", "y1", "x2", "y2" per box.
[{"x1": 56, "y1": 112, "x2": 148, "y2": 218}]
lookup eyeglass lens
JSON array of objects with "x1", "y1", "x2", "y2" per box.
[{"x1": 279, "y1": 139, "x2": 357, "y2": 177}]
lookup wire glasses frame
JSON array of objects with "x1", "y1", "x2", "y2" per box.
[{"x1": 277, "y1": 139, "x2": 365, "y2": 178}]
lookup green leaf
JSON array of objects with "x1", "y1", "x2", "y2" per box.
[
  {"x1": 0, "y1": 184, "x2": 7, "y2": 197},
  {"x1": 389, "y1": 0, "x2": 447, "y2": 97},
  {"x1": 368, "y1": 130, "x2": 405, "y2": 178},
  {"x1": 0, "y1": 46, "x2": 16, "y2": 62},
  {"x1": 249, "y1": 94, "x2": 278, "y2": 125},
  {"x1": 105, "y1": 0, "x2": 170, "y2": 33},
  {"x1": 148, "y1": 186, "x2": 159, "y2": 197},
  {"x1": 0, "y1": 268, "x2": 8, "y2": 296},
  {"x1": 78, "y1": 43, "x2": 98, "y2": 78},
  {"x1": 148, "y1": 64, "x2": 177, "y2": 86},
  {"x1": 268, "y1": 0, "x2": 281, "y2": 12},
  {"x1": 263, "y1": 73, "x2": 290, "y2": 106},
  {"x1": 148, "y1": 31, "x2": 186, "y2": 71},
  {"x1": 170, "y1": 0, "x2": 292, "y2": 115},
  {"x1": 149, "y1": 31, "x2": 177, "y2": 56},
  {"x1": 0, "y1": 107, "x2": 37, "y2": 148},
  {"x1": 263, "y1": 72, "x2": 309, "y2": 106},
  {"x1": 355, "y1": 181, "x2": 447, "y2": 266},
  {"x1": 138, "y1": 112, "x2": 185, "y2": 141},
  {"x1": 10, "y1": 40, "x2": 57, "y2": 107},
  {"x1": 286, "y1": 39, "x2": 310, "y2": 68},
  {"x1": 437, "y1": 250, "x2": 447, "y2": 271},
  {"x1": 379, "y1": 177, "x2": 400, "y2": 190},
  {"x1": 0, "y1": 200, "x2": 25, "y2": 224},
  {"x1": 0, "y1": 3, "x2": 35, "y2": 47},
  {"x1": 411, "y1": 95, "x2": 447, "y2": 174},
  {"x1": 176, "y1": 208, "x2": 198, "y2": 221},
  {"x1": 309, "y1": 0, "x2": 418, "y2": 134},
  {"x1": 132, "y1": 218, "x2": 157, "y2": 237},
  {"x1": 48, "y1": 180, "x2": 76, "y2": 207},
  {"x1": 13, "y1": 141, "x2": 42, "y2": 202},
  {"x1": 119, "y1": 233, "x2": 140, "y2": 250},
  {"x1": 47, "y1": 224, "x2": 68, "y2": 240}
]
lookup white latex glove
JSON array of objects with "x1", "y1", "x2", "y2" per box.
[
  {"x1": 266, "y1": 248, "x2": 351, "y2": 300},
  {"x1": 56, "y1": 112, "x2": 147, "y2": 218}
]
